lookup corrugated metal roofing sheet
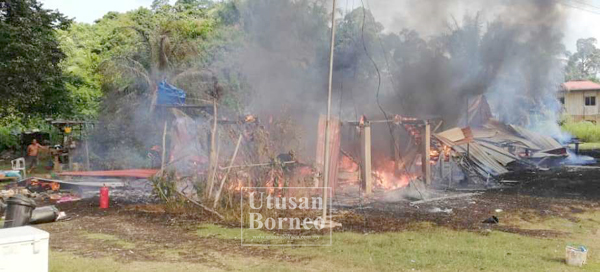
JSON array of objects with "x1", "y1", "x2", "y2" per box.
[
  {"x1": 509, "y1": 125, "x2": 563, "y2": 150},
  {"x1": 434, "y1": 120, "x2": 565, "y2": 177},
  {"x1": 453, "y1": 143, "x2": 509, "y2": 176}
]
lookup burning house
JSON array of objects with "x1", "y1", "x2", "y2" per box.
[
  {"x1": 309, "y1": 93, "x2": 591, "y2": 202},
  {"x1": 55, "y1": 0, "x2": 585, "y2": 206}
]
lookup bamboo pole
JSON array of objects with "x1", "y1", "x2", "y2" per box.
[
  {"x1": 322, "y1": 0, "x2": 337, "y2": 226},
  {"x1": 213, "y1": 134, "x2": 243, "y2": 209}
]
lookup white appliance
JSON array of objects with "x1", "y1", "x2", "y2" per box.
[{"x1": 0, "y1": 226, "x2": 49, "y2": 272}]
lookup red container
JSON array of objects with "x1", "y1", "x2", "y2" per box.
[{"x1": 100, "y1": 185, "x2": 109, "y2": 209}]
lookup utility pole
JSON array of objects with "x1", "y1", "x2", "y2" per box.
[{"x1": 322, "y1": 0, "x2": 337, "y2": 225}]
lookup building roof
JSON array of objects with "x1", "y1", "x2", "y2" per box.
[{"x1": 562, "y1": 81, "x2": 600, "y2": 92}]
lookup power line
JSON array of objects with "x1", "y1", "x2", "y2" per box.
[
  {"x1": 560, "y1": 1, "x2": 600, "y2": 15},
  {"x1": 358, "y1": 0, "x2": 384, "y2": 127},
  {"x1": 568, "y1": 0, "x2": 600, "y2": 11},
  {"x1": 364, "y1": 0, "x2": 396, "y2": 93}
]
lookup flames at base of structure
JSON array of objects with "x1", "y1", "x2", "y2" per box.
[
  {"x1": 225, "y1": 154, "x2": 426, "y2": 196},
  {"x1": 338, "y1": 156, "x2": 417, "y2": 191},
  {"x1": 372, "y1": 160, "x2": 416, "y2": 190}
]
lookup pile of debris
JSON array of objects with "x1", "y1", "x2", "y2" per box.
[
  {"x1": 433, "y1": 95, "x2": 590, "y2": 185},
  {"x1": 1, "y1": 189, "x2": 67, "y2": 228}
]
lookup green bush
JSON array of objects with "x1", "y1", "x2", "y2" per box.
[
  {"x1": 0, "y1": 116, "x2": 63, "y2": 152},
  {"x1": 561, "y1": 118, "x2": 600, "y2": 142},
  {"x1": 0, "y1": 126, "x2": 19, "y2": 151}
]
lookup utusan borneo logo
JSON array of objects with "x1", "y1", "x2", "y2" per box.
[{"x1": 240, "y1": 187, "x2": 332, "y2": 246}]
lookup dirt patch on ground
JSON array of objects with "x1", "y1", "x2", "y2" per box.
[
  {"x1": 37, "y1": 199, "x2": 301, "y2": 266},
  {"x1": 334, "y1": 192, "x2": 596, "y2": 237},
  {"x1": 335, "y1": 166, "x2": 600, "y2": 236},
  {"x1": 33, "y1": 166, "x2": 600, "y2": 263}
]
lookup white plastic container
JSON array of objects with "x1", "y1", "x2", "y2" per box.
[
  {"x1": 565, "y1": 245, "x2": 587, "y2": 267},
  {"x1": 0, "y1": 226, "x2": 49, "y2": 272}
]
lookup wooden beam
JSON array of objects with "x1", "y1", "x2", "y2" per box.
[
  {"x1": 328, "y1": 117, "x2": 341, "y2": 196},
  {"x1": 361, "y1": 124, "x2": 372, "y2": 195},
  {"x1": 422, "y1": 122, "x2": 431, "y2": 185},
  {"x1": 315, "y1": 115, "x2": 327, "y2": 176}
]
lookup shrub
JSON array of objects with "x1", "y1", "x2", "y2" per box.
[
  {"x1": 561, "y1": 118, "x2": 600, "y2": 142},
  {"x1": 0, "y1": 126, "x2": 19, "y2": 151}
]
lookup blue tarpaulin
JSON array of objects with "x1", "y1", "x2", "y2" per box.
[{"x1": 157, "y1": 80, "x2": 186, "y2": 105}]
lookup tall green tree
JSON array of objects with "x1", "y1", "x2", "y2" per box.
[
  {"x1": 0, "y1": 0, "x2": 72, "y2": 118},
  {"x1": 566, "y1": 38, "x2": 600, "y2": 81}
]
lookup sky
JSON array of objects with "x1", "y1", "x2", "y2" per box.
[{"x1": 40, "y1": 0, "x2": 600, "y2": 52}]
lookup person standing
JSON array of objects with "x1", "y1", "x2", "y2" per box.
[{"x1": 26, "y1": 139, "x2": 47, "y2": 174}]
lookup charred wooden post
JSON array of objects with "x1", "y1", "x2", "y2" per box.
[
  {"x1": 360, "y1": 120, "x2": 372, "y2": 195},
  {"x1": 422, "y1": 121, "x2": 431, "y2": 185}
]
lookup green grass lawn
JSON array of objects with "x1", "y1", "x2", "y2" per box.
[
  {"x1": 0, "y1": 158, "x2": 53, "y2": 178},
  {"x1": 569, "y1": 142, "x2": 600, "y2": 150},
  {"x1": 50, "y1": 210, "x2": 600, "y2": 272}
]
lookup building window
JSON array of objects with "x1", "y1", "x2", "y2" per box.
[
  {"x1": 559, "y1": 97, "x2": 565, "y2": 105},
  {"x1": 585, "y1": 96, "x2": 596, "y2": 106}
]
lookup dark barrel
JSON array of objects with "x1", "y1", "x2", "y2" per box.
[
  {"x1": 30, "y1": 205, "x2": 60, "y2": 224},
  {"x1": 3, "y1": 195, "x2": 36, "y2": 228}
]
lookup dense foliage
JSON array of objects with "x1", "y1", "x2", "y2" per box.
[
  {"x1": 566, "y1": 38, "x2": 600, "y2": 82},
  {"x1": 0, "y1": 0, "x2": 78, "y2": 150},
  {"x1": 0, "y1": 0, "x2": 72, "y2": 118},
  {"x1": 1, "y1": 0, "x2": 596, "y2": 158}
]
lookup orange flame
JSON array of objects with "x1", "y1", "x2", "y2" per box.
[
  {"x1": 372, "y1": 160, "x2": 415, "y2": 190},
  {"x1": 373, "y1": 171, "x2": 415, "y2": 190}
]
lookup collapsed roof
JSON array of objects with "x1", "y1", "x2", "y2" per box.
[{"x1": 434, "y1": 95, "x2": 567, "y2": 180}]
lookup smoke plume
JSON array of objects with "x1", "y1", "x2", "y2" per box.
[{"x1": 236, "y1": 0, "x2": 570, "y2": 154}]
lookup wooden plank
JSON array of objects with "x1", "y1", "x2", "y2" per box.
[
  {"x1": 328, "y1": 117, "x2": 341, "y2": 195},
  {"x1": 422, "y1": 122, "x2": 431, "y2": 185},
  {"x1": 437, "y1": 127, "x2": 465, "y2": 142},
  {"x1": 361, "y1": 124, "x2": 372, "y2": 195},
  {"x1": 315, "y1": 115, "x2": 327, "y2": 176}
]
